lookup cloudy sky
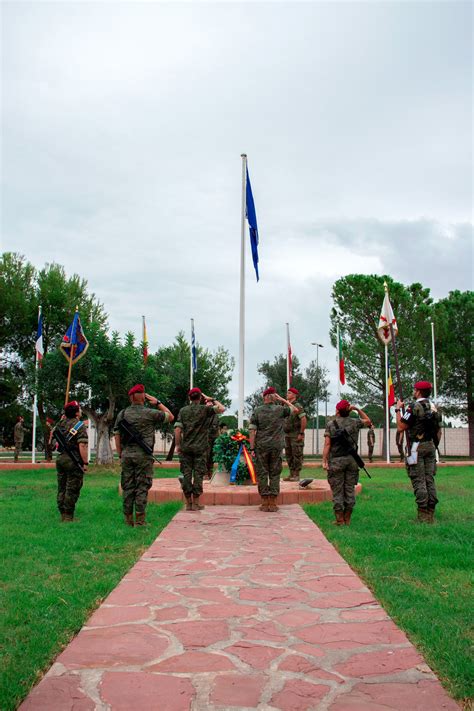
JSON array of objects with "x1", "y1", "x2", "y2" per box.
[{"x1": 2, "y1": 1, "x2": 472, "y2": 411}]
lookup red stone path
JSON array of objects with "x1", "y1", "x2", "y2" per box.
[{"x1": 20, "y1": 505, "x2": 459, "y2": 710}]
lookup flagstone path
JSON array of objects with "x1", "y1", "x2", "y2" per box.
[{"x1": 20, "y1": 505, "x2": 459, "y2": 710}]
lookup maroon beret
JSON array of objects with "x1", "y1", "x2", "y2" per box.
[
  {"x1": 128, "y1": 384, "x2": 145, "y2": 396},
  {"x1": 46, "y1": 417, "x2": 54, "y2": 424},
  {"x1": 263, "y1": 387, "x2": 276, "y2": 396},
  {"x1": 188, "y1": 387, "x2": 202, "y2": 397},
  {"x1": 288, "y1": 387, "x2": 300, "y2": 395},
  {"x1": 65, "y1": 400, "x2": 80, "y2": 409},
  {"x1": 414, "y1": 380, "x2": 432, "y2": 390},
  {"x1": 336, "y1": 399, "x2": 351, "y2": 411}
]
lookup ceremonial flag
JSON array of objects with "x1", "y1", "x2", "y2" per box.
[
  {"x1": 60, "y1": 311, "x2": 89, "y2": 364},
  {"x1": 378, "y1": 292, "x2": 398, "y2": 345},
  {"x1": 286, "y1": 323, "x2": 293, "y2": 388},
  {"x1": 338, "y1": 329, "x2": 346, "y2": 386},
  {"x1": 142, "y1": 316, "x2": 149, "y2": 365},
  {"x1": 246, "y1": 167, "x2": 260, "y2": 282},
  {"x1": 35, "y1": 309, "x2": 44, "y2": 365},
  {"x1": 191, "y1": 319, "x2": 197, "y2": 372},
  {"x1": 387, "y1": 356, "x2": 395, "y2": 407}
]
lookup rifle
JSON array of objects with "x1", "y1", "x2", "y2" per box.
[
  {"x1": 333, "y1": 423, "x2": 372, "y2": 479},
  {"x1": 118, "y1": 418, "x2": 161, "y2": 465},
  {"x1": 53, "y1": 425, "x2": 85, "y2": 474}
]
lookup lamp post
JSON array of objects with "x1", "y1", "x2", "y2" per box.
[{"x1": 311, "y1": 343, "x2": 324, "y2": 456}]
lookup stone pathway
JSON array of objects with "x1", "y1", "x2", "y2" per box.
[{"x1": 20, "y1": 505, "x2": 459, "y2": 710}]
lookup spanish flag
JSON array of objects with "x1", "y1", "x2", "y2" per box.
[
  {"x1": 387, "y1": 356, "x2": 395, "y2": 407},
  {"x1": 142, "y1": 316, "x2": 148, "y2": 365}
]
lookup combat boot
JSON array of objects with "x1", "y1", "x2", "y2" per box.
[
  {"x1": 185, "y1": 496, "x2": 193, "y2": 511},
  {"x1": 282, "y1": 472, "x2": 293, "y2": 481},
  {"x1": 62, "y1": 513, "x2": 74, "y2": 523},
  {"x1": 192, "y1": 496, "x2": 205, "y2": 511},
  {"x1": 124, "y1": 513, "x2": 134, "y2": 527},
  {"x1": 135, "y1": 512, "x2": 147, "y2": 526},
  {"x1": 343, "y1": 509, "x2": 352, "y2": 526},
  {"x1": 267, "y1": 495, "x2": 279, "y2": 512},
  {"x1": 334, "y1": 510, "x2": 345, "y2": 526},
  {"x1": 417, "y1": 508, "x2": 429, "y2": 523},
  {"x1": 426, "y1": 509, "x2": 435, "y2": 524},
  {"x1": 259, "y1": 496, "x2": 269, "y2": 512}
]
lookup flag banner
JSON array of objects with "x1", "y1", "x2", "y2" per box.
[
  {"x1": 191, "y1": 320, "x2": 197, "y2": 372},
  {"x1": 60, "y1": 312, "x2": 89, "y2": 364},
  {"x1": 142, "y1": 316, "x2": 149, "y2": 365},
  {"x1": 378, "y1": 292, "x2": 398, "y2": 345},
  {"x1": 246, "y1": 168, "x2": 260, "y2": 282},
  {"x1": 288, "y1": 341, "x2": 293, "y2": 385},
  {"x1": 230, "y1": 443, "x2": 244, "y2": 483},
  {"x1": 338, "y1": 330, "x2": 346, "y2": 385},
  {"x1": 36, "y1": 310, "x2": 44, "y2": 365},
  {"x1": 387, "y1": 356, "x2": 395, "y2": 407}
]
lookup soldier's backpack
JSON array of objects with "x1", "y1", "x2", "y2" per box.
[{"x1": 412, "y1": 400, "x2": 440, "y2": 444}]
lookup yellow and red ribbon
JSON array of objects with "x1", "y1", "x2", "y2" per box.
[{"x1": 231, "y1": 433, "x2": 257, "y2": 484}]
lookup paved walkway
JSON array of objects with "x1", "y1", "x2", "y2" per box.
[{"x1": 20, "y1": 506, "x2": 459, "y2": 710}]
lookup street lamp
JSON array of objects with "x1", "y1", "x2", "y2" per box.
[{"x1": 311, "y1": 343, "x2": 324, "y2": 456}]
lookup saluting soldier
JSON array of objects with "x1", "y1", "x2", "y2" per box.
[
  {"x1": 249, "y1": 387, "x2": 298, "y2": 512},
  {"x1": 396, "y1": 380, "x2": 441, "y2": 523},
  {"x1": 13, "y1": 416, "x2": 25, "y2": 462},
  {"x1": 283, "y1": 387, "x2": 307, "y2": 481},
  {"x1": 114, "y1": 384, "x2": 174, "y2": 526},
  {"x1": 367, "y1": 425, "x2": 376, "y2": 462},
  {"x1": 322, "y1": 400, "x2": 371, "y2": 526},
  {"x1": 54, "y1": 401, "x2": 88, "y2": 522},
  {"x1": 206, "y1": 408, "x2": 220, "y2": 480},
  {"x1": 174, "y1": 388, "x2": 225, "y2": 511}
]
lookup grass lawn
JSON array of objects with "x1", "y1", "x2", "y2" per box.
[
  {"x1": 304, "y1": 465, "x2": 474, "y2": 705},
  {"x1": 0, "y1": 467, "x2": 181, "y2": 711}
]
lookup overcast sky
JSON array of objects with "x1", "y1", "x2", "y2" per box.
[{"x1": 2, "y1": 1, "x2": 472, "y2": 411}]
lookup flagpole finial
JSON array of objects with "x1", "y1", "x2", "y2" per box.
[
  {"x1": 75, "y1": 305, "x2": 79, "y2": 312},
  {"x1": 241, "y1": 153, "x2": 247, "y2": 158},
  {"x1": 383, "y1": 281, "x2": 389, "y2": 293}
]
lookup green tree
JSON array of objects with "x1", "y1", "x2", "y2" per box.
[
  {"x1": 330, "y1": 275, "x2": 434, "y2": 455},
  {"x1": 434, "y1": 290, "x2": 474, "y2": 456}
]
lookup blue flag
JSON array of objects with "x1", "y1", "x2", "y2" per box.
[
  {"x1": 246, "y1": 167, "x2": 259, "y2": 282},
  {"x1": 191, "y1": 319, "x2": 197, "y2": 372},
  {"x1": 60, "y1": 311, "x2": 89, "y2": 364}
]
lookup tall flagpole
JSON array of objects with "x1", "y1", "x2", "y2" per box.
[
  {"x1": 337, "y1": 323, "x2": 341, "y2": 399},
  {"x1": 431, "y1": 321, "x2": 439, "y2": 462},
  {"x1": 32, "y1": 305, "x2": 41, "y2": 464},
  {"x1": 238, "y1": 154, "x2": 247, "y2": 429},
  {"x1": 385, "y1": 343, "x2": 390, "y2": 463},
  {"x1": 286, "y1": 323, "x2": 290, "y2": 390},
  {"x1": 190, "y1": 318, "x2": 194, "y2": 390},
  {"x1": 64, "y1": 306, "x2": 78, "y2": 406}
]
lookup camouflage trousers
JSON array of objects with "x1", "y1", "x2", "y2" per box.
[
  {"x1": 406, "y1": 441, "x2": 438, "y2": 510},
  {"x1": 57, "y1": 455, "x2": 84, "y2": 516},
  {"x1": 327, "y1": 455, "x2": 359, "y2": 512},
  {"x1": 367, "y1": 443, "x2": 374, "y2": 461},
  {"x1": 285, "y1": 436, "x2": 304, "y2": 473},
  {"x1": 121, "y1": 451, "x2": 154, "y2": 515},
  {"x1": 207, "y1": 436, "x2": 218, "y2": 476},
  {"x1": 255, "y1": 448, "x2": 282, "y2": 497},
  {"x1": 14, "y1": 441, "x2": 23, "y2": 462},
  {"x1": 180, "y1": 449, "x2": 207, "y2": 497}
]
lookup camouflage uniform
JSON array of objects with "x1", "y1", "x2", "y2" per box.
[
  {"x1": 395, "y1": 430, "x2": 405, "y2": 462},
  {"x1": 402, "y1": 399, "x2": 441, "y2": 514},
  {"x1": 367, "y1": 428, "x2": 375, "y2": 462},
  {"x1": 206, "y1": 411, "x2": 220, "y2": 477},
  {"x1": 175, "y1": 403, "x2": 221, "y2": 497},
  {"x1": 114, "y1": 404, "x2": 170, "y2": 516},
  {"x1": 249, "y1": 403, "x2": 291, "y2": 497},
  {"x1": 325, "y1": 416, "x2": 364, "y2": 513},
  {"x1": 284, "y1": 401, "x2": 306, "y2": 479},
  {"x1": 55, "y1": 417, "x2": 88, "y2": 518},
  {"x1": 14, "y1": 421, "x2": 24, "y2": 462}
]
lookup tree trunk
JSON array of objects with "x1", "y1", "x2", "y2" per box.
[
  {"x1": 166, "y1": 435, "x2": 176, "y2": 461},
  {"x1": 95, "y1": 416, "x2": 114, "y2": 465},
  {"x1": 468, "y1": 405, "x2": 474, "y2": 459}
]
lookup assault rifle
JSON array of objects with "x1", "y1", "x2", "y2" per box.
[
  {"x1": 118, "y1": 418, "x2": 161, "y2": 465},
  {"x1": 333, "y1": 423, "x2": 372, "y2": 479},
  {"x1": 53, "y1": 425, "x2": 85, "y2": 474}
]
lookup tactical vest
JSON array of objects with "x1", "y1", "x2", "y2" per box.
[{"x1": 410, "y1": 400, "x2": 440, "y2": 442}]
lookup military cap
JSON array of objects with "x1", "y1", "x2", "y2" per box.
[
  {"x1": 263, "y1": 387, "x2": 276, "y2": 396},
  {"x1": 288, "y1": 387, "x2": 300, "y2": 395},
  {"x1": 414, "y1": 380, "x2": 432, "y2": 390},
  {"x1": 64, "y1": 400, "x2": 80, "y2": 409},
  {"x1": 128, "y1": 384, "x2": 145, "y2": 396},
  {"x1": 188, "y1": 387, "x2": 202, "y2": 397},
  {"x1": 336, "y1": 399, "x2": 351, "y2": 411}
]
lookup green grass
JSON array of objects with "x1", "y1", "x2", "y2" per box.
[
  {"x1": 0, "y1": 468, "x2": 181, "y2": 711},
  {"x1": 304, "y1": 466, "x2": 474, "y2": 704}
]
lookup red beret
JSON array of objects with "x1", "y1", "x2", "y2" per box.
[
  {"x1": 263, "y1": 387, "x2": 276, "y2": 396},
  {"x1": 188, "y1": 387, "x2": 202, "y2": 397},
  {"x1": 415, "y1": 380, "x2": 432, "y2": 390},
  {"x1": 128, "y1": 384, "x2": 145, "y2": 396},
  {"x1": 65, "y1": 400, "x2": 80, "y2": 409},
  {"x1": 288, "y1": 387, "x2": 300, "y2": 395},
  {"x1": 46, "y1": 417, "x2": 54, "y2": 424},
  {"x1": 336, "y1": 399, "x2": 351, "y2": 411}
]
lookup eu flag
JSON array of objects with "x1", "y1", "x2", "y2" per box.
[
  {"x1": 246, "y1": 168, "x2": 259, "y2": 282},
  {"x1": 60, "y1": 311, "x2": 89, "y2": 364},
  {"x1": 191, "y1": 319, "x2": 197, "y2": 372}
]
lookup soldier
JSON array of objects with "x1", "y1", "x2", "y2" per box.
[
  {"x1": 13, "y1": 416, "x2": 25, "y2": 462},
  {"x1": 283, "y1": 387, "x2": 307, "y2": 481},
  {"x1": 395, "y1": 429, "x2": 405, "y2": 462},
  {"x1": 367, "y1": 425, "x2": 376, "y2": 462},
  {"x1": 175, "y1": 388, "x2": 225, "y2": 511},
  {"x1": 54, "y1": 401, "x2": 88, "y2": 522},
  {"x1": 249, "y1": 387, "x2": 298, "y2": 512},
  {"x1": 206, "y1": 407, "x2": 220, "y2": 480},
  {"x1": 45, "y1": 417, "x2": 55, "y2": 462},
  {"x1": 322, "y1": 400, "x2": 371, "y2": 526},
  {"x1": 114, "y1": 384, "x2": 174, "y2": 526},
  {"x1": 396, "y1": 380, "x2": 441, "y2": 523}
]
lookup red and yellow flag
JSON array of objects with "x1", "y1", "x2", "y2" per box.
[{"x1": 142, "y1": 316, "x2": 149, "y2": 365}]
